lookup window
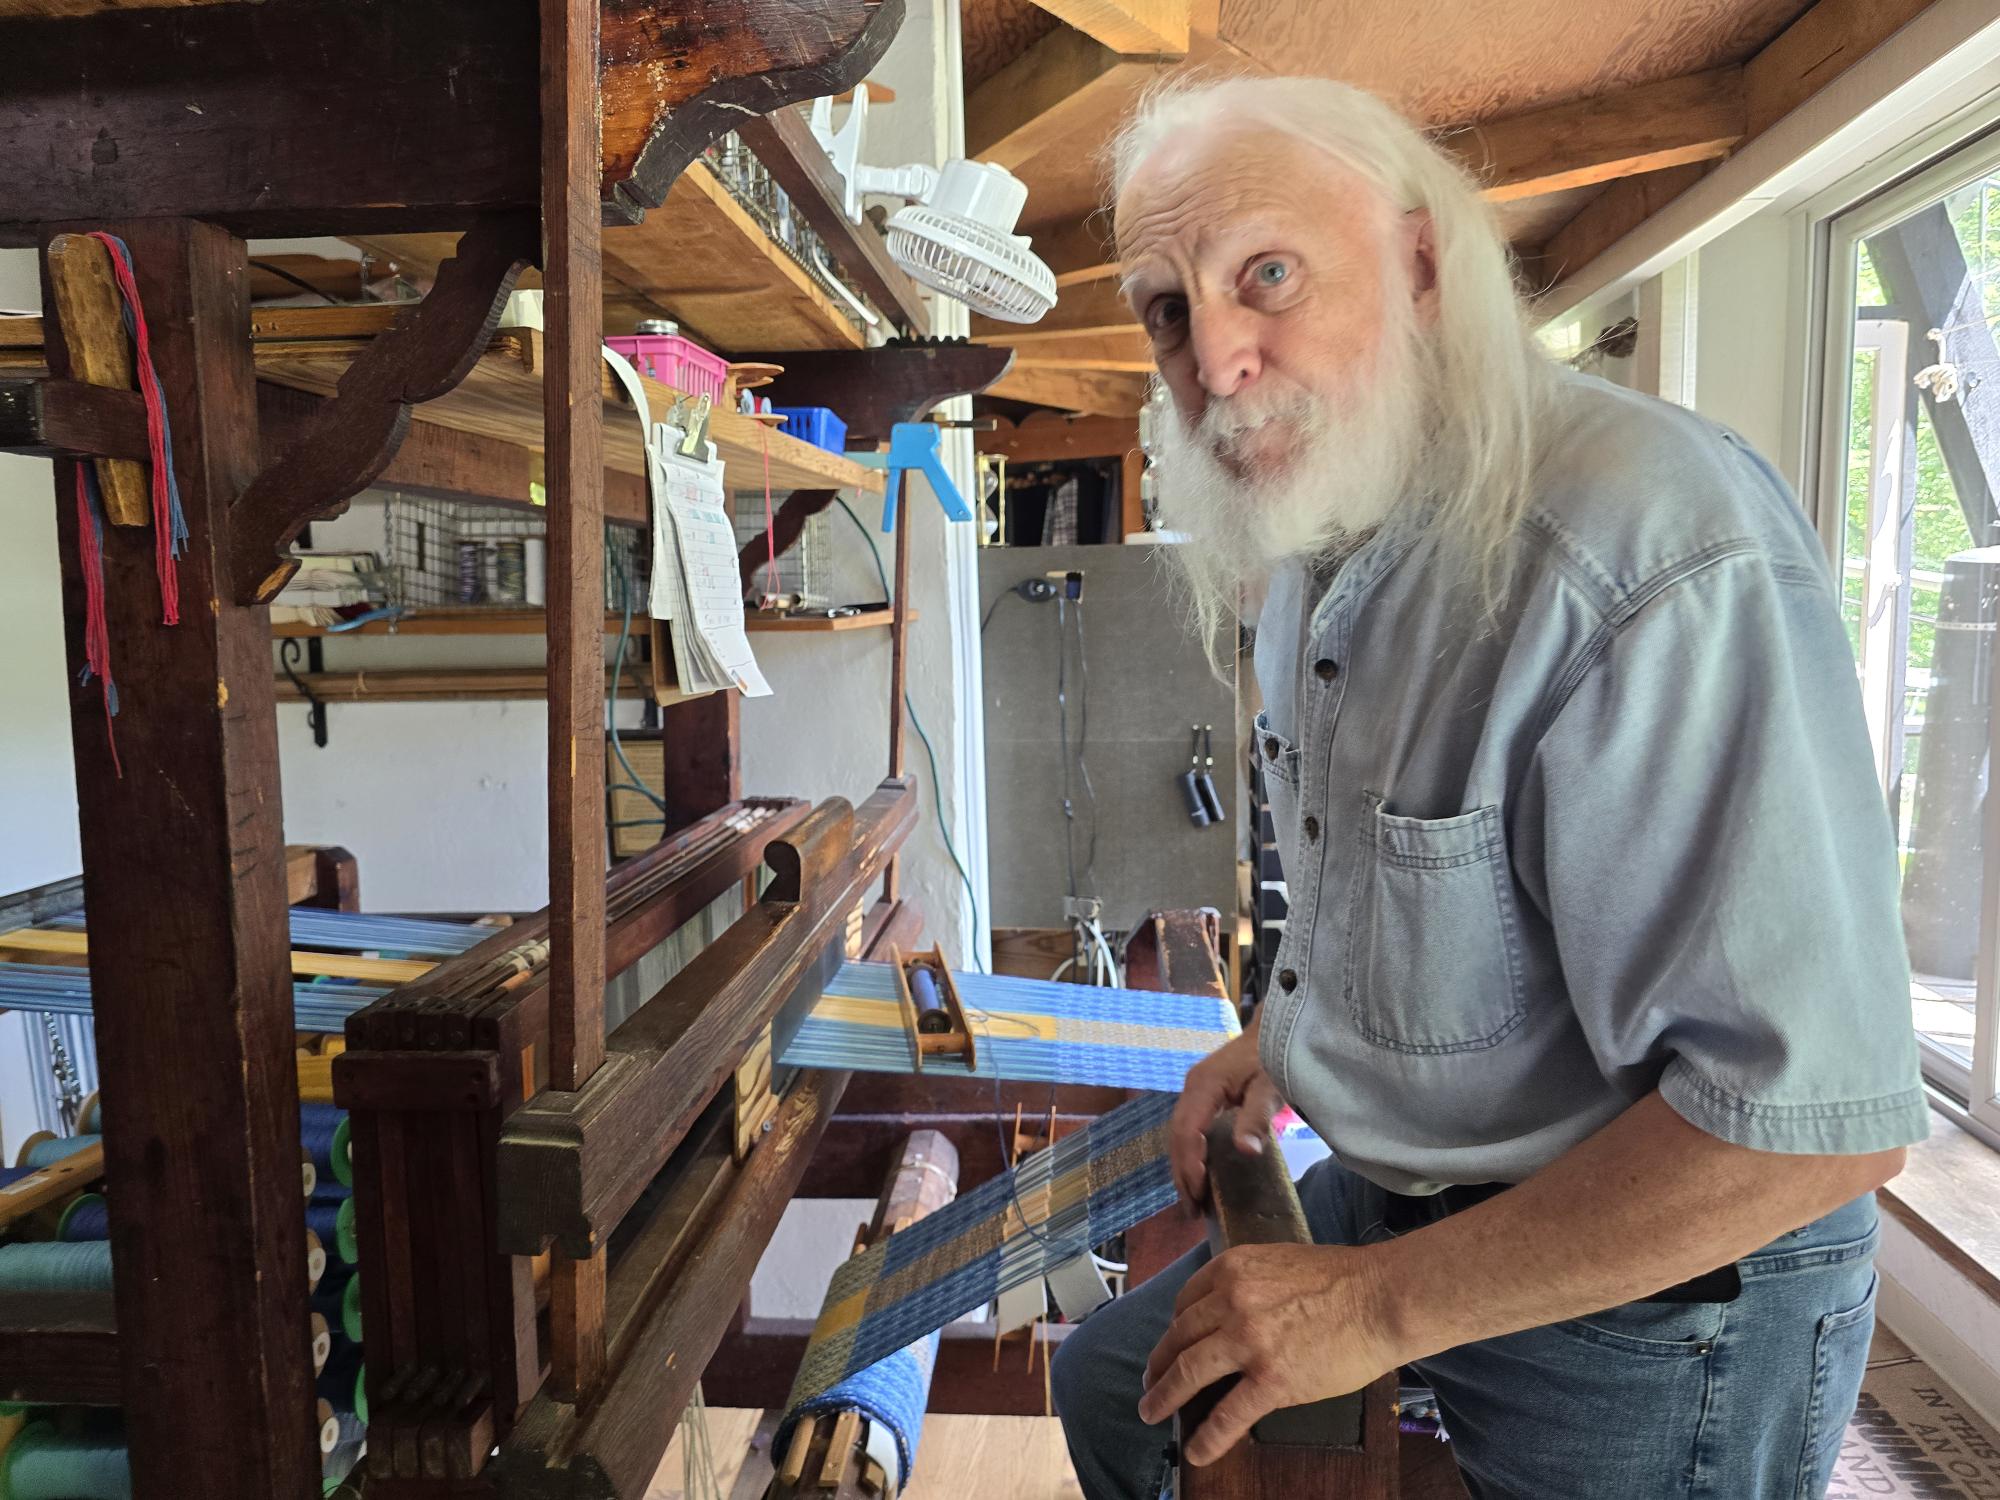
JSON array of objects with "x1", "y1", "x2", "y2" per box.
[{"x1": 1818, "y1": 131, "x2": 2000, "y2": 1138}]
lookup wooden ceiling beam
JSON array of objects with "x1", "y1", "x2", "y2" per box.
[
  {"x1": 974, "y1": 276, "x2": 1131, "y2": 340},
  {"x1": 1535, "y1": 0, "x2": 1939, "y2": 298},
  {"x1": 990, "y1": 365, "x2": 1149, "y2": 416},
  {"x1": 1455, "y1": 66, "x2": 1745, "y2": 203},
  {"x1": 1027, "y1": 0, "x2": 1187, "y2": 58},
  {"x1": 966, "y1": 26, "x2": 1167, "y2": 170}
]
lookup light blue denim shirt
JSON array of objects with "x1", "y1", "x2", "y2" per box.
[{"x1": 1253, "y1": 373, "x2": 1930, "y2": 1194}]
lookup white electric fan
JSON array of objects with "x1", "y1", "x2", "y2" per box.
[{"x1": 810, "y1": 89, "x2": 1057, "y2": 324}]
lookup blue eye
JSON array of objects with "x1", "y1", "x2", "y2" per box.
[{"x1": 1255, "y1": 260, "x2": 1288, "y2": 286}]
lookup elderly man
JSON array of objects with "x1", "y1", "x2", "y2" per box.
[{"x1": 1049, "y1": 77, "x2": 1930, "y2": 1500}]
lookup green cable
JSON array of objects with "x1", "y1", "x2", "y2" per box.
[{"x1": 832, "y1": 498, "x2": 986, "y2": 974}]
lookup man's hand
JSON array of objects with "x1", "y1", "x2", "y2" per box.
[
  {"x1": 1138, "y1": 1242, "x2": 1399, "y2": 1465},
  {"x1": 1170, "y1": 1022, "x2": 1283, "y2": 1212}
]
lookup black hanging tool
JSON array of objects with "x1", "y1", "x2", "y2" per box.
[
  {"x1": 1180, "y1": 725, "x2": 1211, "y2": 827},
  {"x1": 280, "y1": 637, "x2": 329, "y2": 749},
  {"x1": 1197, "y1": 724, "x2": 1226, "y2": 824}
]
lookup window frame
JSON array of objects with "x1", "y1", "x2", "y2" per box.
[{"x1": 1811, "y1": 127, "x2": 2000, "y2": 1140}]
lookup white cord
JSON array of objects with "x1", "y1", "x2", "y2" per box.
[
  {"x1": 1086, "y1": 920, "x2": 1122, "y2": 989},
  {"x1": 1049, "y1": 957, "x2": 1077, "y2": 983}
]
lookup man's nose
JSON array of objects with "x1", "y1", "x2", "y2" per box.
[{"x1": 1191, "y1": 304, "x2": 1261, "y2": 399}]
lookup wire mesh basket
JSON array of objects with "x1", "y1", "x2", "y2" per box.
[
  {"x1": 380, "y1": 493, "x2": 645, "y2": 611},
  {"x1": 730, "y1": 493, "x2": 827, "y2": 608}
]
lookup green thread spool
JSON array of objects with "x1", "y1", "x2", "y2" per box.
[
  {"x1": 334, "y1": 1197, "x2": 357, "y2": 1266},
  {"x1": 341, "y1": 1273, "x2": 361, "y2": 1343},
  {"x1": 331, "y1": 1115, "x2": 352, "y2": 1188},
  {"x1": 18, "y1": 1134, "x2": 98, "y2": 1170},
  {"x1": 5, "y1": 1422, "x2": 131, "y2": 1500},
  {"x1": 0, "y1": 1241, "x2": 112, "y2": 1294}
]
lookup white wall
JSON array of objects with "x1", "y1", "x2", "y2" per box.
[{"x1": 1694, "y1": 214, "x2": 1796, "y2": 480}]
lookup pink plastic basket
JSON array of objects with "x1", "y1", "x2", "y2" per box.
[{"x1": 604, "y1": 331, "x2": 730, "y2": 402}]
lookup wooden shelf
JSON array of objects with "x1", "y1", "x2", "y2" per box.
[
  {"x1": 346, "y1": 157, "x2": 873, "y2": 354},
  {"x1": 743, "y1": 608, "x2": 905, "y2": 632},
  {"x1": 0, "y1": 310, "x2": 884, "y2": 524}
]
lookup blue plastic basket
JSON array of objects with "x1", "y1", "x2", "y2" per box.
[{"x1": 772, "y1": 406, "x2": 848, "y2": 454}]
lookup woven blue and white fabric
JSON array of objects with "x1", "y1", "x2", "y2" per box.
[
  {"x1": 779, "y1": 962, "x2": 1238, "y2": 1090},
  {"x1": 784, "y1": 1093, "x2": 1178, "y2": 1412}
]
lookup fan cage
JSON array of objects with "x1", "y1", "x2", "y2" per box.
[{"x1": 887, "y1": 207, "x2": 1055, "y2": 323}]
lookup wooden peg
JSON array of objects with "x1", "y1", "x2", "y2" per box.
[{"x1": 46, "y1": 233, "x2": 148, "y2": 526}]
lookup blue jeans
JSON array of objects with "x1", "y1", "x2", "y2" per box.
[{"x1": 1051, "y1": 1160, "x2": 1880, "y2": 1500}]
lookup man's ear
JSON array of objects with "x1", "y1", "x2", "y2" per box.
[{"x1": 1404, "y1": 208, "x2": 1440, "y2": 327}]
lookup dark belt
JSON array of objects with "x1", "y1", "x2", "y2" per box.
[{"x1": 1380, "y1": 1181, "x2": 1742, "y2": 1304}]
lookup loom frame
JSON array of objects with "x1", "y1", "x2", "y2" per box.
[{"x1": 0, "y1": 3, "x2": 1017, "y2": 1496}]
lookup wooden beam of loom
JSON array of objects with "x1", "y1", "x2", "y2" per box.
[
  {"x1": 0, "y1": 927, "x2": 432, "y2": 984},
  {"x1": 1029, "y1": 0, "x2": 1189, "y2": 58},
  {"x1": 965, "y1": 26, "x2": 1169, "y2": 170},
  {"x1": 1531, "y1": 161, "x2": 1711, "y2": 290}
]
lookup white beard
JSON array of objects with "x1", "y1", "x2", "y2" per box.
[{"x1": 1153, "y1": 311, "x2": 1425, "y2": 626}]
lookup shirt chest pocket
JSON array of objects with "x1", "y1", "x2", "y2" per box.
[{"x1": 1344, "y1": 793, "x2": 1527, "y2": 1054}]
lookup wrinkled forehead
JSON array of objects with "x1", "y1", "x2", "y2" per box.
[{"x1": 1114, "y1": 125, "x2": 1389, "y2": 271}]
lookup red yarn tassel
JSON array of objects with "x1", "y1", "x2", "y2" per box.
[{"x1": 74, "y1": 467, "x2": 123, "y2": 779}]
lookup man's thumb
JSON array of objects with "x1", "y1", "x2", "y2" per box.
[{"x1": 1234, "y1": 1076, "x2": 1281, "y2": 1155}]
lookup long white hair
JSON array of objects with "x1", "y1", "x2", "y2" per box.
[{"x1": 1110, "y1": 77, "x2": 1559, "y2": 633}]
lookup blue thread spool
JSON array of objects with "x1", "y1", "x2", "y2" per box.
[
  {"x1": 907, "y1": 965, "x2": 952, "y2": 1035},
  {"x1": 20, "y1": 1133, "x2": 99, "y2": 1169},
  {"x1": 317, "y1": 1339, "x2": 367, "y2": 1423},
  {"x1": 310, "y1": 1267, "x2": 362, "y2": 1343},
  {"x1": 0, "y1": 1241, "x2": 113, "y2": 1293},
  {"x1": 299, "y1": 1104, "x2": 346, "y2": 1187},
  {"x1": 322, "y1": 1433, "x2": 365, "y2": 1495},
  {"x1": 59, "y1": 1193, "x2": 109, "y2": 1242},
  {"x1": 311, "y1": 1311, "x2": 332, "y2": 1375},
  {"x1": 306, "y1": 1202, "x2": 343, "y2": 1255},
  {"x1": 5, "y1": 1422, "x2": 131, "y2": 1500},
  {"x1": 305, "y1": 1229, "x2": 327, "y2": 1292},
  {"x1": 0, "y1": 1168, "x2": 40, "y2": 1193}
]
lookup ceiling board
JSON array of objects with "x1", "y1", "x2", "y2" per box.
[
  {"x1": 1493, "y1": 183, "x2": 1605, "y2": 247},
  {"x1": 963, "y1": 0, "x2": 1064, "y2": 89},
  {"x1": 1212, "y1": 0, "x2": 1810, "y2": 124}
]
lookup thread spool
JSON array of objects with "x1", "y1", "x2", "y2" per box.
[
  {"x1": 907, "y1": 965, "x2": 952, "y2": 1035},
  {"x1": 342, "y1": 1271, "x2": 362, "y2": 1343},
  {"x1": 335, "y1": 1196, "x2": 358, "y2": 1266},
  {"x1": 0, "y1": 1168, "x2": 41, "y2": 1193},
  {"x1": 315, "y1": 1397, "x2": 339, "y2": 1456},
  {"x1": 306, "y1": 1201, "x2": 343, "y2": 1255},
  {"x1": 299, "y1": 1104, "x2": 345, "y2": 1187},
  {"x1": 455, "y1": 541, "x2": 485, "y2": 603},
  {"x1": 302, "y1": 1148, "x2": 317, "y2": 1202},
  {"x1": 310, "y1": 1267, "x2": 354, "y2": 1342},
  {"x1": 0, "y1": 1240, "x2": 113, "y2": 1293},
  {"x1": 322, "y1": 1434, "x2": 365, "y2": 1496},
  {"x1": 305, "y1": 1229, "x2": 327, "y2": 1292},
  {"x1": 75, "y1": 1092, "x2": 101, "y2": 1136},
  {"x1": 317, "y1": 1339, "x2": 366, "y2": 1422},
  {"x1": 58, "y1": 1193, "x2": 109, "y2": 1242},
  {"x1": 17, "y1": 1132, "x2": 98, "y2": 1169},
  {"x1": 331, "y1": 1116, "x2": 352, "y2": 1189},
  {"x1": 311, "y1": 1310, "x2": 332, "y2": 1375},
  {"x1": 494, "y1": 540, "x2": 527, "y2": 603},
  {"x1": 523, "y1": 537, "x2": 547, "y2": 607},
  {"x1": 5, "y1": 1422, "x2": 130, "y2": 1500}
]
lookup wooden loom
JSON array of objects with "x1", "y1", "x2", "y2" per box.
[{"x1": 0, "y1": 1, "x2": 1018, "y2": 1495}]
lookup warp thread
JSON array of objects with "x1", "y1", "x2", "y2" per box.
[
  {"x1": 6, "y1": 1423, "x2": 130, "y2": 1500},
  {"x1": 72, "y1": 465, "x2": 122, "y2": 776},
  {"x1": 86, "y1": 232, "x2": 188, "y2": 624}
]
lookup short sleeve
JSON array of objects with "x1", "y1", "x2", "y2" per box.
[{"x1": 1521, "y1": 551, "x2": 1930, "y2": 1156}]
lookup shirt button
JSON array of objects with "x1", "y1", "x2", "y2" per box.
[
  {"x1": 1303, "y1": 816, "x2": 1320, "y2": 841},
  {"x1": 1263, "y1": 736, "x2": 1279, "y2": 760},
  {"x1": 1279, "y1": 968, "x2": 1299, "y2": 993},
  {"x1": 1314, "y1": 658, "x2": 1339, "y2": 682}
]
